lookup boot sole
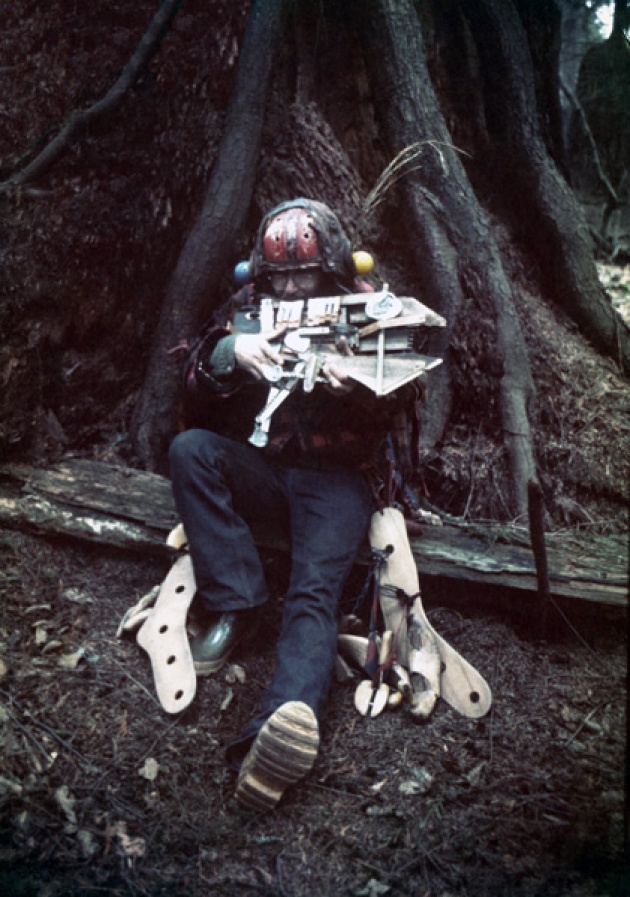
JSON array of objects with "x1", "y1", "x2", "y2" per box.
[
  {"x1": 193, "y1": 655, "x2": 230, "y2": 676},
  {"x1": 236, "y1": 701, "x2": 319, "y2": 811}
]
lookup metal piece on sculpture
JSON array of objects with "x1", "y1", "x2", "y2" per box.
[
  {"x1": 334, "y1": 652, "x2": 355, "y2": 684},
  {"x1": 365, "y1": 290, "x2": 402, "y2": 321},
  {"x1": 260, "y1": 296, "x2": 275, "y2": 331},
  {"x1": 303, "y1": 352, "x2": 323, "y2": 393},
  {"x1": 277, "y1": 299, "x2": 304, "y2": 327},
  {"x1": 249, "y1": 366, "x2": 305, "y2": 447},
  {"x1": 284, "y1": 330, "x2": 311, "y2": 354},
  {"x1": 260, "y1": 363, "x2": 284, "y2": 383}
]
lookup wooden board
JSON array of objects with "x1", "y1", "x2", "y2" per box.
[{"x1": 0, "y1": 460, "x2": 626, "y2": 607}]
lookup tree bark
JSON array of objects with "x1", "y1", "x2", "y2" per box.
[
  {"x1": 0, "y1": 0, "x2": 183, "y2": 191},
  {"x1": 353, "y1": 0, "x2": 536, "y2": 517},
  {"x1": 129, "y1": 0, "x2": 286, "y2": 471},
  {"x1": 461, "y1": 0, "x2": 630, "y2": 374},
  {"x1": 513, "y1": 0, "x2": 566, "y2": 173}
]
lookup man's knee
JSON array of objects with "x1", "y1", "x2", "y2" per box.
[{"x1": 169, "y1": 428, "x2": 220, "y2": 476}]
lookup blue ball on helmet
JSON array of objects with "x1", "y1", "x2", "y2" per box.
[{"x1": 233, "y1": 260, "x2": 251, "y2": 285}]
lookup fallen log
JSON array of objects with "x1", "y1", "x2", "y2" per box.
[{"x1": 0, "y1": 460, "x2": 626, "y2": 607}]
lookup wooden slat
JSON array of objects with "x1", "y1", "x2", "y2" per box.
[{"x1": 0, "y1": 460, "x2": 626, "y2": 606}]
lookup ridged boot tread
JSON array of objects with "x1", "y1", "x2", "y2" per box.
[{"x1": 236, "y1": 702, "x2": 319, "y2": 811}]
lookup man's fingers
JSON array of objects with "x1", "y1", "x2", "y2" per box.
[
  {"x1": 337, "y1": 335, "x2": 354, "y2": 358},
  {"x1": 325, "y1": 361, "x2": 347, "y2": 382},
  {"x1": 264, "y1": 324, "x2": 288, "y2": 343},
  {"x1": 263, "y1": 342, "x2": 284, "y2": 365},
  {"x1": 235, "y1": 332, "x2": 285, "y2": 373},
  {"x1": 259, "y1": 326, "x2": 287, "y2": 366},
  {"x1": 322, "y1": 360, "x2": 355, "y2": 394}
]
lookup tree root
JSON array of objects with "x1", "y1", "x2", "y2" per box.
[{"x1": 0, "y1": 0, "x2": 183, "y2": 191}]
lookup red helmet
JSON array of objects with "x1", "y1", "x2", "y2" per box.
[
  {"x1": 262, "y1": 206, "x2": 322, "y2": 268},
  {"x1": 250, "y1": 198, "x2": 354, "y2": 281}
]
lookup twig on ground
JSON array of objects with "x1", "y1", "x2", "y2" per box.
[
  {"x1": 1, "y1": 700, "x2": 54, "y2": 767},
  {"x1": 108, "y1": 656, "x2": 163, "y2": 709},
  {"x1": 0, "y1": 686, "x2": 98, "y2": 770},
  {"x1": 566, "y1": 701, "x2": 608, "y2": 747}
]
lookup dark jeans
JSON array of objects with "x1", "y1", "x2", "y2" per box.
[{"x1": 168, "y1": 429, "x2": 373, "y2": 766}]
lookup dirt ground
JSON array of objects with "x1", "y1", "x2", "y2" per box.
[{"x1": 0, "y1": 527, "x2": 627, "y2": 897}]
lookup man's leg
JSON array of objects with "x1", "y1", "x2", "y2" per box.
[
  {"x1": 168, "y1": 429, "x2": 289, "y2": 613},
  {"x1": 169, "y1": 429, "x2": 291, "y2": 673},
  {"x1": 274, "y1": 466, "x2": 373, "y2": 710},
  {"x1": 228, "y1": 466, "x2": 372, "y2": 766}
]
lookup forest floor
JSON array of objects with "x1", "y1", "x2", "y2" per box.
[{"x1": 0, "y1": 524, "x2": 627, "y2": 897}]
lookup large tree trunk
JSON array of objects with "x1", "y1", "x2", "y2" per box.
[
  {"x1": 129, "y1": 0, "x2": 286, "y2": 471},
  {"x1": 354, "y1": 0, "x2": 536, "y2": 517},
  {"x1": 461, "y1": 0, "x2": 630, "y2": 374},
  {"x1": 513, "y1": 0, "x2": 566, "y2": 175}
]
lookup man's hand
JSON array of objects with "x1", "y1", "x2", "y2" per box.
[
  {"x1": 321, "y1": 335, "x2": 356, "y2": 395},
  {"x1": 234, "y1": 327, "x2": 287, "y2": 380}
]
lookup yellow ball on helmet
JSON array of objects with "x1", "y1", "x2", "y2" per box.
[{"x1": 353, "y1": 251, "x2": 374, "y2": 275}]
